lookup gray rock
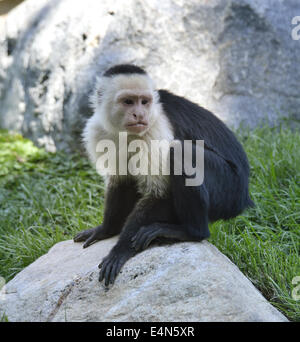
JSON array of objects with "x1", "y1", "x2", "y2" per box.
[
  {"x1": 0, "y1": 238, "x2": 288, "y2": 322},
  {"x1": 0, "y1": 0, "x2": 299, "y2": 152}
]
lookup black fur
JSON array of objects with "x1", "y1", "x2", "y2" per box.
[
  {"x1": 103, "y1": 64, "x2": 147, "y2": 77},
  {"x1": 74, "y1": 178, "x2": 141, "y2": 249},
  {"x1": 74, "y1": 67, "x2": 254, "y2": 286},
  {"x1": 159, "y1": 89, "x2": 254, "y2": 222}
]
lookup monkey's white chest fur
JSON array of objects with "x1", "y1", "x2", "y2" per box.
[{"x1": 83, "y1": 112, "x2": 174, "y2": 198}]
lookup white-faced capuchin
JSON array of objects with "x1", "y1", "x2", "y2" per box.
[{"x1": 74, "y1": 64, "x2": 254, "y2": 286}]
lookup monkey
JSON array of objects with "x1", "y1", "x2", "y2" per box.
[{"x1": 74, "y1": 64, "x2": 254, "y2": 286}]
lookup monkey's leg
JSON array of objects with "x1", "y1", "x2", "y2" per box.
[
  {"x1": 131, "y1": 223, "x2": 206, "y2": 252},
  {"x1": 74, "y1": 178, "x2": 140, "y2": 248},
  {"x1": 132, "y1": 174, "x2": 210, "y2": 252},
  {"x1": 98, "y1": 197, "x2": 175, "y2": 286}
]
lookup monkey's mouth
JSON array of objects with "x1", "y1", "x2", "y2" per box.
[{"x1": 126, "y1": 122, "x2": 148, "y2": 133}]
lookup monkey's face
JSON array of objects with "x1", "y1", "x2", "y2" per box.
[
  {"x1": 112, "y1": 89, "x2": 153, "y2": 135},
  {"x1": 93, "y1": 74, "x2": 159, "y2": 135}
]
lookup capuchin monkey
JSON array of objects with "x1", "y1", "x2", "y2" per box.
[{"x1": 74, "y1": 64, "x2": 254, "y2": 286}]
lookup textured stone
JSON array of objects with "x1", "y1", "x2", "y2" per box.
[
  {"x1": 0, "y1": 0, "x2": 299, "y2": 152},
  {"x1": 0, "y1": 238, "x2": 288, "y2": 322}
]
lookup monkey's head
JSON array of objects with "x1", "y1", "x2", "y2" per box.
[{"x1": 91, "y1": 64, "x2": 160, "y2": 136}]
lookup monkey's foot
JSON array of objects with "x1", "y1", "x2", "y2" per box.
[
  {"x1": 131, "y1": 224, "x2": 170, "y2": 251},
  {"x1": 98, "y1": 248, "x2": 134, "y2": 287},
  {"x1": 73, "y1": 225, "x2": 109, "y2": 248},
  {"x1": 131, "y1": 224, "x2": 193, "y2": 252}
]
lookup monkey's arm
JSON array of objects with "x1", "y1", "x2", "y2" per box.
[
  {"x1": 99, "y1": 174, "x2": 211, "y2": 285},
  {"x1": 98, "y1": 196, "x2": 175, "y2": 286},
  {"x1": 74, "y1": 177, "x2": 140, "y2": 248}
]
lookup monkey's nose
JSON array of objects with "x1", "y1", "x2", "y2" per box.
[{"x1": 136, "y1": 113, "x2": 145, "y2": 121}]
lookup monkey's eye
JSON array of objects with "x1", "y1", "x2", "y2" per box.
[
  {"x1": 123, "y1": 99, "x2": 134, "y2": 105},
  {"x1": 141, "y1": 99, "x2": 149, "y2": 105}
]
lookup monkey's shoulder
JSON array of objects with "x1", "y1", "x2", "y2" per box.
[
  {"x1": 158, "y1": 89, "x2": 229, "y2": 136},
  {"x1": 158, "y1": 89, "x2": 245, "y2": 162}
]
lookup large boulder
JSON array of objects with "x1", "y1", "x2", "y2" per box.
[
  {"x1": 0, "y1": 238, "x2": 287, "y2": 322},
  {"x1": 0, "y1": 0, "x2": 299, "y2": 152}
]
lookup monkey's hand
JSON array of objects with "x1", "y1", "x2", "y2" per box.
[
  {"x1": 98, "y1": 247, "x2": 135, "y2": 287},
  {"x1": 73, "y1": 225, "x2": 109, "y2": 248}
]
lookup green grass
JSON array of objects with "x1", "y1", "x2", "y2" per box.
[
  {"x1": 0, "y1": 313, "x2": 8, "y2": 322},
  {"x1": 0, "y1": 127, "x2": 299, "y2": 321},
  {"x1": 0, "y1": 129, "x2": 105, "y2": 280},
  {"x1": 210, "y1": 127, "x2": 300, "y2": 321}
]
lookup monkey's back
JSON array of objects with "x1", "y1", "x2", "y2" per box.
[{"x1": 158, "y1": 89, "x2": 254, "y2": 220}]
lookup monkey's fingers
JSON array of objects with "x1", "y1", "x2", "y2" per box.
[
  {"x1": 73, "y1": 228, "x2": 94, "y2": 242},
  {"x1": 110, "y1": 259, "x2": 124, "y2": 285},
  {"x1": 98, "y1": 253, "x2": 129, "y2": 286},
  {"x1": 83, "y1": 233, "x2": 99, "y2": 248},
  {"x1": 99, "y1": 255, "x2": 117, "y2": 287}
]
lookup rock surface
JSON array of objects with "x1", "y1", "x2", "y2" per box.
[
  {"x1": 0, "y1": 238, "x2": 288, "y2": 322},
  {"x1": 0, "y1": 0, "x2": 299, "y2": 152}
]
